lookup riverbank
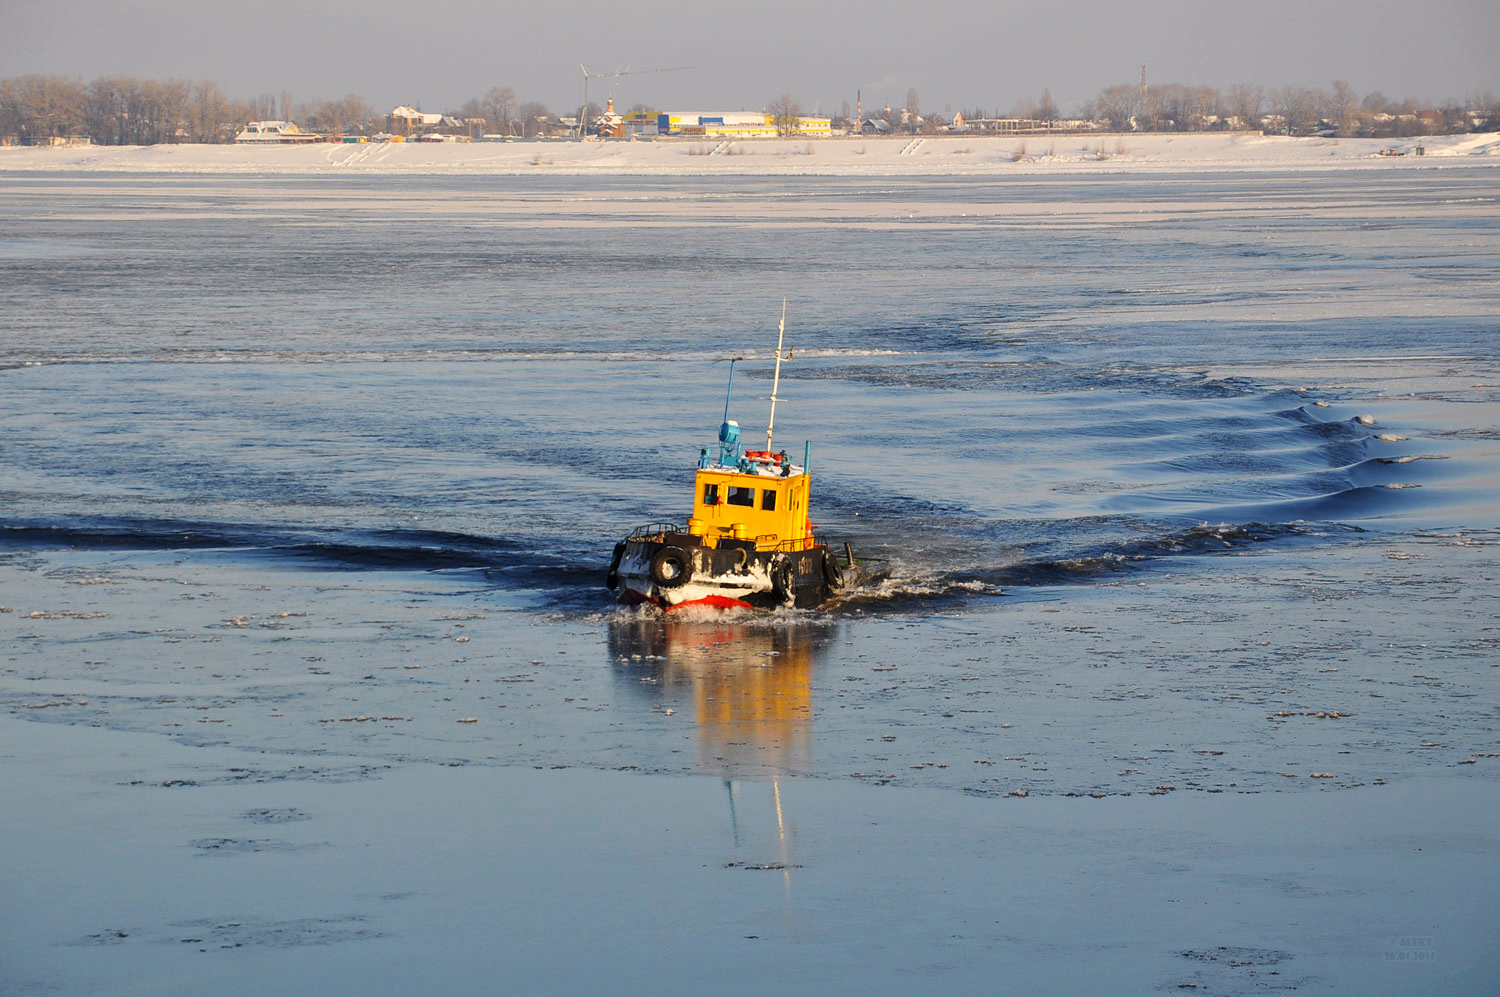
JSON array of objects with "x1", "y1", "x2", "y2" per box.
[{"x1": 3, "y1": 131, "x2": 1498, "y2": 176}]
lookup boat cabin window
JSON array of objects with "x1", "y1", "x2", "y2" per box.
[
  {"x1": 761, "y1": 489, "x2": 777, "y2": 511},
  {"x1": 702, "y1": 483, "x2": 719, "y2": 506},
  {"x1": 727, "y1": 486, "x2": 755, "y2": 507}
]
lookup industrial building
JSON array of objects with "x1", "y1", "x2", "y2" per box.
[{"x1": 632, "y1": 111, "x2": 832, "y2": 138}]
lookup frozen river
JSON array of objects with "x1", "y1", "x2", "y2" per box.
[{"x1": 3, "y1": 165, "x2": 1499, "y2": 992}]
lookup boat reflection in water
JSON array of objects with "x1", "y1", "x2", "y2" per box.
[{"x1": 608, "y1": 617, "x2": 830, "y2": 889}]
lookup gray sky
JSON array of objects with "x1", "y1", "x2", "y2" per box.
[{"x1": 5, "y1": 0, "x2": 1496, "y2": 114}]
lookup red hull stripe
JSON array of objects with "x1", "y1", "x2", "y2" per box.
[
  {"x1": 666, "y1": 594, "x2": 754, "y2": 611},
  {"x1": 619, "y1": 587, "x2": 754, "y2": 612}
]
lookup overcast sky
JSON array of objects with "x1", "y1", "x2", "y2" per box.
[{"x1": 5, "y1": 0, "x2": 1496, "y2": 114}]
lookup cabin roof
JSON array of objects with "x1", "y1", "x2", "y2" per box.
[{"x1": 698, "y1": 462, "x2": 805, "y2": 480}]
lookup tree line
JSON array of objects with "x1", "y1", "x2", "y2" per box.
[
  {"x1": 0, "y1": 75, "x2": 367, "y2": 144},
  {"x1": 3, "y1": 72, "x2": 1496, "y2": 145},
  {"x1": 0, "y1": 75, "x2": 559, "y2": 144},
  {"x1": 826, "y1": 82, "x2": 1493, "y2": 139},
  {"x1": 1070, "y1": 79, "x2": 1497, "y2": 137}
]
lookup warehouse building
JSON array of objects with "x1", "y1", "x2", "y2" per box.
[{"x1": 640, "y1": 111, "x2": 832, "y2": 138}]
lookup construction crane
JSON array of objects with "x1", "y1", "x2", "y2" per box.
[{"x1": 577, "y1": 64, "x2": 694, "y2": 138}]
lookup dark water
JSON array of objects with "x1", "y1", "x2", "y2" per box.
[{"x1": 3, "y1": 168, "x2": 1497, "y2": 613}]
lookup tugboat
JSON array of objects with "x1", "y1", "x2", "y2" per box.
[{"x1": 607, "y1": 307, "x2": 846, "y2": 610}]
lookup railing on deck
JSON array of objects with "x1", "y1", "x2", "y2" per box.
[
  {"x1": 628, "y1": 522, "x2": 685, "y2": 541},
  {"x1": 755, "y1": 535, "x2": 822, "y2": 553}
]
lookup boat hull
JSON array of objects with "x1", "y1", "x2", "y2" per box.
[{"x1": 607, "y1": 535, "x2": 841, "y2": 610}]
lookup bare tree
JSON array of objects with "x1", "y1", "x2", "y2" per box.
[
  {"x1": 483, "y1": 85, "x2": 515, "y2": 134},
  {"x1": 85, "y1": 76, "x2": 123, "y2": 144},
  {"x1": 126, "y1": 78, "x2": 156, "y2": 143},
  {"x1": 1475, "y1": 90, "x2": 1500, "y2": 130},
  {"x1": 250, "y1": 92, "x2": 277, "y2": 120},
  {"x1": 1226, "y1": 83, "x2": 1264, "y2": 130},
  {"x1": 1093, "y1": 84, "x2": 1138, "y2": 130},
  {"x1": 303, "y1": 96, "x2": 355, "y2": 134},
  {"x1": 1154, "y1": 83, "x2": 1193, "y2": 130},
  {"x1": 0, "y1": 79, "x2": 18, "y2": 139},
  {"x1": 905, "y1": 88, "x2": 920, "y2": 134},
  {"x1": 1439, "y1": 99, "x2": 1468, "y2": 133},
  {"x1": 1331, "y1": 80, "x2": 1359, "y2": 136},
  {"x1": 3, "y1": 75, "x2": 86, "y2": 143},
  {"x1": 1037, "y1": 88, "x2": 1057, "y2": 123},
  {"x1": 159, "y1": 78, "x2": 191, "y2": 142},
  {"x1": 768, "y1": 93, "x2": 803, "y2": 136},
  {"x1": 1190, "y1": 86, "x2": 1221, "y2": 129},
  {"x1": 1269, "y1": 84, "x2": 1313, "y2": 135},
  {"x1": 341, "y1": 94, "x2": 372, "y2": 134},
  {"x1": 516, "y1": 100, "x2": 551, "y2": 137},
  {"x1": 190, "y1": 81, "x2": 227, "y2": 142}
]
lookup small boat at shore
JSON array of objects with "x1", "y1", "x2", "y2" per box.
[{"x1": 607, "y1": 307, "x2": 847, "y2": 610}]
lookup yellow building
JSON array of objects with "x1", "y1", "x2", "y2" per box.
[{"x1": 654, "y1": 112, "x2": 832, "y2": 138}]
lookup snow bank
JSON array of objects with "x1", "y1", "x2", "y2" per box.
[{"x1": 4, "y1": 132, "x2": 1497, "y2": 176}]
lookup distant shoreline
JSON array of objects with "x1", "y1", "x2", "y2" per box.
[{"x1": 3, "y1": 132, "x2": 1497, "y2": 176}]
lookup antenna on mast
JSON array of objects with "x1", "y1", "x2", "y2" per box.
[
  {"x1": 713, "y1": 355, "x2": 744, "y2": 465},
  {"x1": 766, "y1": 298, "x2": 790, "y2": 452}
]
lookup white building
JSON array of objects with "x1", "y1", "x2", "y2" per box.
[
  {"x1": 390, "y1": 106, "x2": 444, "y2": 129},
  {"x1": 234, "y1": 121, "x2": 319, "y2": 143}
]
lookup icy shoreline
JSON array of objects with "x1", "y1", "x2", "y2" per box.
[{"x1": 3, "y1": 131, "x2": 1498, "y2": 176}]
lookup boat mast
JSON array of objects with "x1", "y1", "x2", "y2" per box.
[
  {"x1": 766, "y1": 298, "x2": 788, "y2": 452},
  {"x1": 722, "y1": 358, "x2": 738, "y2": 426},
  {"x1": 717, "y1": 356, "x2": 744, "y2": 465}
]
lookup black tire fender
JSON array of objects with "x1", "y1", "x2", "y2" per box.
[
  {"x1": 605, "y1": 542, "x2": 626, "y2": 590},
  {"x1": 650, "y1": 546, "x2": 692, "y2": 588},
  {"x1": 821, "y1": 553, "x2": 844, "y2": 590},
  {"x1": 770, "y1": 556, "x2": 795, "y2": 605}
]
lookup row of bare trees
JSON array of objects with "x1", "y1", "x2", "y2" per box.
[
  {"x1": 876, "y1": 83, "x2": 1494, "y2": 139},
  {"x1": 0, "y1": 75, "x2": 275, "y2": 144},
  {"x1": 0, "y1": 75, "x2": 564, "y2": 144},
  {"x1": 1077, "y1": 79, "x2": 1498, "y2": 136}
]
